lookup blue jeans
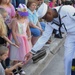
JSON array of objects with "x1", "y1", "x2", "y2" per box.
[
  {"x1": 30, "y1": 22, "x2": 45, "y2": 37},
  {"x1": 11, "y1": 0, "x2": 16, "y2": 8},
  {"x1": 11, "y1": 0, "x2": 25, "y2": 8},
  {"x1": 16, "y1": 0, "x2": 25, "y2": 7}
]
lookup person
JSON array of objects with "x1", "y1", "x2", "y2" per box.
[
  {"x1": 61, "y1": 0, "x2": 66, "y2": 5},
  {"x1": 0, "y1": 45, "x2": 24, "y2": 75},
  {"x1": 0, "y1": 8, "x2": 19, "y2": 68},
  {"x1": 0, "y1": 0, "x2": 16, "y2": 38},
  {"x1": 25, "y1": 1, "x2": 52, "y2": 62},
  {"x1": 11, "y1": 0, "x2": 27, "y2": 8},
  {"x1": 72, "y1": 0, "x2": 75, "y2": 7},
  {"x1": 0, "y1": 0, "x2": 16, "y2": 18},
  {"x1": 49, "y1": 0, "x2": 63, "y2": 39},
  {"x1": 38, "y1": 3, "x2": 75, "y2": 75},
  {"x1": 49, "y1": 0, "x2": 57, "y2": 8},
  {"x1": 10, "y1": 4, "x2": 32, "y2": 74},
  {"x1": 27, "y1": 1, "x2": 45, "y2": 46},
  {"x1": 0, "y1": 13, "x2": 18, "y2": 47},
  {"x1": 62, "y1": 0, "x2": 73, "y2": 5},
  {"x1": 26, "y1": 3, "x2": 75, "y2": 75},
  {"x1": 57, "y1": 0, "x2": 62, "y2": 5}
]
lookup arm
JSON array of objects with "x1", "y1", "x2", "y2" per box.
[
  {"x1": 29, "y1": 22, "x2": 40, "y2": 29},
  {"x1": 3, "y1": 36, "x2": 13, "y2": 44},
  {"x1": 11, "y1": 19, "x2": 20, "y2": 46},
  {"x1": 32, "y1": 23, "x2": 53, "y2": 52},
  {"x1": 5, "y1": 62, "x2": 23, "y2": 74},
  {"x1": 26, "y1": 24, "x2": 32, "y2": 40},
  {"x1": 10, "y1": 3, "x2": 16, "y2": 18},
  {"x1": 36, "y1": 21, "x2": 43, "y2": 33},
  {"x1": 37, "y1": 21, "x2": 42, "y2": 28},
  {"x1": 2, "y1": 36, "x2": 18, "y2": 48},
  {"x1": 25, "y1": 23, "x2": 53, "y2": 61},
  {"x1": 29, "y1": 22, "x2": 43, "y2": 33}
]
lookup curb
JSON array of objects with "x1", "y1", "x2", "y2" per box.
[
  {"x1": 50, "y1": 34, "x2": 66, "y2": 54},
  {"x1": 23, "y1": 34, "x2": 66, "y2": 75}
]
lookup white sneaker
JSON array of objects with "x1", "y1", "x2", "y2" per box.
[
  {"x1": 15, "y1": 73, "x2": 20, "y2": 75},
  {"x1": 20, "y1": 70, "x2": 26, "y2": 75},
  {"x1": 44, "y1": 44, "x2": 50, "y2": 46}
]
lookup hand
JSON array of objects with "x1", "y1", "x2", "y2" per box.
[
  {"x1": 16, "y1": 62, "x2": 23, "y2": 67},
  {"x1": 11, "y1": 43, "x2": 19, "y2": 48},
  {"x1": 39, "y1": 28, "x2": 43, "y2": 32},
  {"x1": 39, "y1": 28, "x2": 43, "y2": 35},
  {"x1": 24, "y1": 52, "x2": 32, "y2": 64},
  {"x1": 15, "y1": 41, "x2": 20, "y2": 47},
  {"x1": 28, "y1": 36, "x2": 31, "y2": 41},
  {"x1": 5, "y1": 68, "x2": 13, "y2": 75}
]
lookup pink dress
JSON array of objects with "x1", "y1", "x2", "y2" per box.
[
  {"x1": 49, "y1": 2, "x2": 56, "y2": 8},
  {"x1": 49, "y1": 2, "x2": 53, "y2": 8},
  {"x1": 0, "y1": 4, "x2": 15, "y2": 18},
  {"x1": 10, "y1": 19, "x2": 30, "y2": 61},
  {"x1": 0, "y1": 4, "x2": 16, "y2": 29}
]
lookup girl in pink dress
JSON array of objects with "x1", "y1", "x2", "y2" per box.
[{"x1": 10, "y1": 4, "x2": 32, "y2": 63}]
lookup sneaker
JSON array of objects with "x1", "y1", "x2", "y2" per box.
[
  {"x1": 54, "y1": 34, "x2": 63, "y2": 39},
  {"x1": 12, "y1": 69, "x2": 20, "y2": 75},
  {"x1": 18, "y1": 67, "x2": 26, "y2": 75},
  {"x1": 20, "y1": 70, "x2": 26, "y2": 75},
  {"x1": 15, "y1": 73, "x2": 20, "y2": 75},
  {"x1": 44, "y1": 43, "x2": 50, "y2": 46}
]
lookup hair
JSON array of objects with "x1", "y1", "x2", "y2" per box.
[
  {"x1": 0, "y1": 0, "x2": 10, "y2": 6},
  {"x1": 0, "y1": 8, "x2": 7, "y2": 16},
  {"x1": 15, "y1": 11, "x2": 21, "y2": 19},
  {"x1": 27, "y1": 0, "x2": 37, "y2": 8},
  {"x1": 0, "y1": 0, "x2": 3, "y2": 4},
  {"x1": 0, "y1": 45, "x2": 8, "y2": 56},
  {"x1": 0, "y1": 15, "x2": 7, "y2": 36},
  {"x1": 15, "y1": 11, "x2": 26, "y2": 19}
]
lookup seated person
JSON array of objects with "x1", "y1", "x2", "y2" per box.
[
  {"x1": 27, "y1": 1, "x2": 45, "y2": 46},
  {"x1": 0, "y1": 46, "x2": 23, "y2": 75}
]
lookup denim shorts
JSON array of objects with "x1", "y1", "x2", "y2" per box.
[{"x1": 30, "y1": 22, "x2": 45, "y2": 37}]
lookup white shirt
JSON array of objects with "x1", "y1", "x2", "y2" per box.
[
  {"x1": 52, "y1": 5, "x2": 75, "y2": 34},
  {"x1": 0, "y1": 63, "x2": 5, "y2": 75}
]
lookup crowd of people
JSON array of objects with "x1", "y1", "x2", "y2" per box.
[{"x1": 0, "y1": 0, "x2": 75, "y2": 75}]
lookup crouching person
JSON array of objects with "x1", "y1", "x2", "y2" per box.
[{"x1": 0, "y1": 45, "x2": 23, "y2": 75}]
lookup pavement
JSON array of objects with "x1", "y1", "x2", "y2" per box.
[
  {"x1": 41, "y1": 46, "x2": 65, "y2": 75},
  {"x1": 23, "y1": 34, "x2": 66, "y2": 75}
]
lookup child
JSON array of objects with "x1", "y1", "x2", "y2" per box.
[
  {"x1": 0, "y1": 46, "x2": 8, "y2": 75},
  {"x1": 0, "y1": 8, "x2": 19, "y2": 70},
  {"x1": 0, "y1": 0, "x2": 16, "y2": 35},
  {"x1": 10, "y1": 3, "x2": 32, "y2": 75},
  {"x1": 0, "y1": 45, "x2": 23, "y2": 75},
  {"x1": 0, "y1": 0, "x2": 16, "y2": 18},
  {"x1": 0, "y1": 14, "x2": 18, "y2": 47}
]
